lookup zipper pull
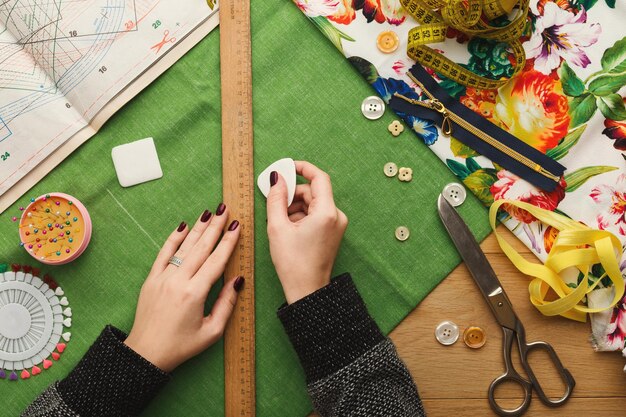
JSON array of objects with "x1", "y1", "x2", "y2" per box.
[
  {"x1": 391, "y1": 93, "x2": 453, "y2": 136},
  {"x1": 430, "y1": 100, "x2": 453, "y2": 136},
  {"x1": 405, "y1": 72, "x2": 453, "y2": 135}
]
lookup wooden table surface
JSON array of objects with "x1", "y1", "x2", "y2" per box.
[{"x1": 312, "y1": 226, "x2": 626, "y2": 416}]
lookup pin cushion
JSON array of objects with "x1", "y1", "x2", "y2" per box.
[{"x1": 18, "y1": 193, "x2": 92, "y2": 265}]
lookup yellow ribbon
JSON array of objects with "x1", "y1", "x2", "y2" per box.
[
  {"x1": 489, "y1": 199, "x2": 625, "y2": 322},
  {"x1": 400, "y1": 0, "x2": 530, "y2": 89}
]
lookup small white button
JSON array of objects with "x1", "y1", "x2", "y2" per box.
[
  {"x1": 361, "y1": 96, "x2": 385, "y2": 120},
  {"x1": 442, "y1": 183, "x2": 467, "y2": 207},
  {"x1": 384, "y1": 162, "x2": 398, "y2": 177},
  {"x1": 395, "y1": 226, "x2": 410, "y2": 241},
  {"x1": 435, "y1": 320, "x2": 459, "y2": 345}
]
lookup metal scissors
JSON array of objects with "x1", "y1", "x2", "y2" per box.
[{"x1": 437, "y1": 194, "x2": 576, "y2": 416}]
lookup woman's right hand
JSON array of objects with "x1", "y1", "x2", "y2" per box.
[{"x1": 265, "y1": 161, "x2": 348, "y2": 304}]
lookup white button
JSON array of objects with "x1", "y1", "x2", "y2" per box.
[
  {"x1": 435, "y1": 320, "x2": 459, "y2": 345},
  {"x1": 395, "y1": 226, "x2": 410, "y2": 241},
  {"x1": 384, "y1": 162, "x2": 398, "y2": 177},
  {"x1": 442, "y1": 183, "x2": 467, "y2": 207},
  {"x1": 361, "y1": 96, "x2": 385, "y2": 120}
]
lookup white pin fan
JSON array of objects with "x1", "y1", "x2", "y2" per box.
[{"x1": 0, "y1": 271, "x2": 65, "y2": 371}]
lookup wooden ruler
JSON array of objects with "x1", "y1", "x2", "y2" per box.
[{"x1": 219, "y1": 0, "x2": 255, "y2": 416}]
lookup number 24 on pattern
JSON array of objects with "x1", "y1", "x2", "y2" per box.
[{"x1": 1, "y1": 152, "x2": 9, "y2": 162}]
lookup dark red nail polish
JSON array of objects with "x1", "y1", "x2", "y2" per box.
[
  {"x1": 201, "y1": 210, "x2": 212, "y2": 223},
  {"x1": 228, "y1": 220, "x2": 240, "y2": 231},
  {"x1": 270, "y1": 171, "x2": 278, "y2": 187},
  {"x1": 216, "y1": 203, "x2": 226, "y2": 216},
  {"x1": 233, "y1": 276, "x2": 245, "y2": 292},
  {"x1": 177, "y1": 222, "x2": 186, "y2": 232}
]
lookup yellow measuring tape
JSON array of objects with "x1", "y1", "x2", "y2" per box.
[
  {"x1": 400, "y1": 0, "x2": 529, "y2": 89},
  {"x1": 490, "y1": 200, "x2": 625, "y2": 322}
]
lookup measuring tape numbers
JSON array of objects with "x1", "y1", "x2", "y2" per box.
[{"x1": 400, "y1": 0, "x2": 530, "y2": 89}]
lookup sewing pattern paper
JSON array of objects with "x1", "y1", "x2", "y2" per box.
[{"x1": 0, "y1": 0, "x2": 219, "y2": 209}]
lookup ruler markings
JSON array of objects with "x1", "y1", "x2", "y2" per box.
[{"x1": 220, "y1": 0, "x2": 255, "y2": 416}]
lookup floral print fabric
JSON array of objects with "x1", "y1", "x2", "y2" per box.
[{"x1": 293, "y1": 0, "x2": 626, "y2": 354}]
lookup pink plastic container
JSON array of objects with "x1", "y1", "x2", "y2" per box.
[{"x1": 19, "y1": 193, "x2": 92, "y2": 265}]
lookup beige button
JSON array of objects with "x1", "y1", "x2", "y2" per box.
[
  {"x1": 384, "y1": 162, "x2": 398, "y2": 177},
  {"x1": 398, "y1": 167, "x2": 413, "y2": 182},
  {"x1": 388, "y1": 120, "x2": 404, "y2": 136},
  {"x1": 442, "y1": 183, "x2": 466, "y2": 206},
  {"x1": 395, "y1": 226, "x2": 410, "y2": 241},
  {"x1": 463, "y1": 326, "x2": 486, "y2": 349},
  {"x1": 377, "y1": 31, "x2": 400, "y2": 54},
  {"x1": 435, "y1": 321, "x2": 459, "y2": 345}
]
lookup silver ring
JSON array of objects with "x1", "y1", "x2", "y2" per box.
[{"x1": 168, "y1": 256, "x2": 183, "y2": 267}]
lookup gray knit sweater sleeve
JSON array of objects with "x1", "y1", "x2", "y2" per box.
[
  {"x1": 278, "y1": 273, "x2": 426, "y2": 417},
  {"x1": 23, "y1": 274, "x2": 423, "y2": 416},
  {"x1": 21, "y1": 326, "x2": 170, "y2": 417}
]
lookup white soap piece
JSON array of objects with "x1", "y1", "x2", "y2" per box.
[
  {"x1": 111, "y1": 138, "x2": 163, "y2": 187},
  {"x1": 55, "y1": 287, "x2": 64, "y2": 296},
  {"x1": 62, "y1": 332, "x2": 72, "y2": 342},
  {"x1": 257, "y1": 158, "x2": 297, "y2": 206}
]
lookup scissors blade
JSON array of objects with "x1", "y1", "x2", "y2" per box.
[{"x1": 437, "y1": 194, "x2": 518, "y2": 330}]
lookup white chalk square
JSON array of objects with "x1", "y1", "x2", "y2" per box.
[{"x1": 111, "y1": 138, "x2": 163, "y2": 187}]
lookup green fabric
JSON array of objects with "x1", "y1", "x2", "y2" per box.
[{"x1": 0, "y1": 1, "x2": 491, "y2": 415}]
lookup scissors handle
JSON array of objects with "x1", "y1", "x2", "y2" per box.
[
  {"x1": 489, "y1": 327, "x2": 576, "y2": 416},
  {"x1": 522, "y1": 341, "x2": 576, "y2": 407},
  {"x1": 488, "y1": 373, "x2": 532, "y2": 417},
  {"x1": 488, "y1": 328, "x2": 533, "y2": 417}
]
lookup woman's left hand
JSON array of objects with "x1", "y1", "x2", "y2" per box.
[{"x1": 124, "y1": 204, "x2": 244, "y2": 372}]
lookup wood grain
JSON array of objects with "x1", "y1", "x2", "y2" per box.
[
  {"x1": 310, "y1": 226, "x2": 626, "y2": 416},
  {"x1": 220, "y1": 0, "x2": 255, "y2": 415},
  {"x1": 420, "y1": 398, "x2": 626, "y2": 415}
]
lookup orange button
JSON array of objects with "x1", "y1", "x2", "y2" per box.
[
  {"x1": 377, "y1": 31, "x2": 399, "y2": 54},
  {"x1": 463, "y1": 326, "x2": 486, "y2": 349}
]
